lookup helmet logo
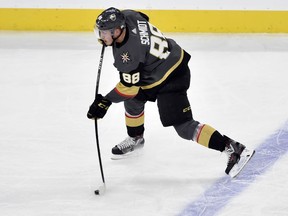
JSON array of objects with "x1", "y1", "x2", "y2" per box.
[
  {"x1": 96, "y1": 8, "x2": 125, "y2": 30},
  {"x1": 110, "y1": 14, "x2": 116, "y2": 21}
]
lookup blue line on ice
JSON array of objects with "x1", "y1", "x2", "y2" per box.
[{"x1": 179, "y1": 121, "x2": 288, "y2": 216}]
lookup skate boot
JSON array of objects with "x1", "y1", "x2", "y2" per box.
[
  {"x1": 111, "y1": 135, "x2": 145, "y2": 159},
  {"x1": 224, "y1": 136, "x2": 246, "y2": 175}
]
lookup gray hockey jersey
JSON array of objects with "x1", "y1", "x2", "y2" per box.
[{"x1": 105, "y1": 10, "x2": 185, "y2": 103}]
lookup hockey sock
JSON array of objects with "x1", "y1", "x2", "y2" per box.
[
  {"x1": 126, "y1": 111, "x2": 145, "y2": 137},
  {"x1": 193, "y1": 124, "x2": 226, "y2": 152}
]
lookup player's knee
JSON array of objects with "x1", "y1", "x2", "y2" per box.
[{"x1": 173, "y1": 120, "x2": 200, "y2": 140}]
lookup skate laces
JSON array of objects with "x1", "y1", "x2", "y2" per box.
[{"x1": 117, "y1": 137, "x2": 137, "y2": 151}]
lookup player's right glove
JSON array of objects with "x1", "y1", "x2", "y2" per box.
[{"x1": 87, "y1": 94, "x2": 111, "y2": 119}]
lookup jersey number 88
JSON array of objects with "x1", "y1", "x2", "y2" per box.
[
  {"x1": 122, "y1": 72, "x2": 140, "y2": 85},
  {"x1": 148, "y1": 23, "x2": 170, "y2": 60}
]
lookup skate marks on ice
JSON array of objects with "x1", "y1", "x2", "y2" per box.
[{"x1": 179, "y1": 121, "x2": 288, "y2": 216}]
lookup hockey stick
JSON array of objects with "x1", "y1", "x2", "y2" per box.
[{"x1": 93, "y1": 44, "x2": 106, "y2": 195}]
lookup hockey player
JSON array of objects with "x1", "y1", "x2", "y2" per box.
[{"x1": 87, "y1": 7, "x2": 254, "y2": 176}]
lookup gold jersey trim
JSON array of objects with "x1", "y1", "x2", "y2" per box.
[
  {"x1": 115, "y1": 82, "x2": 139, "y2": 97},
  {"x1": 141, "y1": 49, "x2": 184, "y2": 90}
]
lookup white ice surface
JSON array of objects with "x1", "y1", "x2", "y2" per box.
[{"x1": 0, "y1": 31, "x2": 288, "y2": 216}]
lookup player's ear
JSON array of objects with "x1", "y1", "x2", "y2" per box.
[{"x1": 114, "y1": 28, "x2": 122, "y2": 36}]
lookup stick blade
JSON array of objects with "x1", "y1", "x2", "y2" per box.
[{"x1": 94, "y1": 184, "x2": 106, "y2": 195}]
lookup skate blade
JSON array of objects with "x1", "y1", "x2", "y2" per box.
[
  {"x1": 111, "y1": 149, "x2": 143, "y2": 160},
  {"x1": 229, "y1": 148, "x2": 255, "y2": 178}
]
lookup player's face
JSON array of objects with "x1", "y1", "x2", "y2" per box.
[
  {"x1": 94, "y1": 24, "x2": 114, "y2": 46},
  {"x1": 98, "y1": 29, "x2": 114, "y2": 46}
]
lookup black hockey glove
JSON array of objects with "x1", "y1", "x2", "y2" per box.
[{"x1": 87, "y1": 94, "x2": 112, "y2": 119}]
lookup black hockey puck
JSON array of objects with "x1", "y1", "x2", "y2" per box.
[{"x1": 94, "y1": 190, "x2": 100, "y2": 195}]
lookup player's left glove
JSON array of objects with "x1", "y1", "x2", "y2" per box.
[{"x1": 87, "y1": 94, "x2": 112, "y2": 119}]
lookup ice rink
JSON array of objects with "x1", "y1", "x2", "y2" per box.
[{"x1": 0, "y1": 31, "x2": 288, "y2": 216}]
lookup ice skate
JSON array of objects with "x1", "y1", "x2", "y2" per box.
[
  {"x1": 224, "y1": 136, "x2": 255, "y2": 178},
  {"x1": 224, "y1": 136, "x2": 246, "y2": 174},
  {"x1": 111, "y1": 135, "x2": 145, "y2": 160}
]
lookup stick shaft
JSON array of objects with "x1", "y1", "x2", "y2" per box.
[{"x1": 94, "y1": 45, "x2": 106, "y2": 184}]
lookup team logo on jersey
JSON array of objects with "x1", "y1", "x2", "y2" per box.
[{"x1": 121, "y1": 52, "x2": 131, "y2": 63}]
